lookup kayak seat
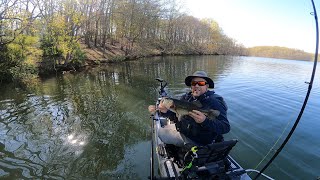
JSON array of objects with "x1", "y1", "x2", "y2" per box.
[
  {"x1": 191, "y1": 139, "x2": 238, "y2": 166},
  {"x1": 181, "y1": 139, "x2": 238, "y2": 178}
]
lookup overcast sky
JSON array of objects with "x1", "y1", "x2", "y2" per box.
[{"x1": 182, "y1": 0, "x2": 319, "y2": 53}]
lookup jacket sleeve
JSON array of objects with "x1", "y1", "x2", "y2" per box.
[{"x1": 200, "y1": 96, "x2": 230, "y2": 135}]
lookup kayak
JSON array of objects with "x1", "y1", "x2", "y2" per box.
[
  {"x1": 149, "y1": 79, "x2": 274, "y2": 180},
  {"x1": 150, "y1": 99, "x2": 249, "y2": 179}
]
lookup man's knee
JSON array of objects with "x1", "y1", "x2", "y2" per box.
[{"x1": 158, "y1": 127, "x2": 184, "y2": 146}]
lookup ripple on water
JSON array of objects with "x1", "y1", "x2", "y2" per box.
[{"x1": 0, "y1": 56, "x2": 319, "y2": 179}]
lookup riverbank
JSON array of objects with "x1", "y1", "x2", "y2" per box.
[
  {"x1": 80, "y1": 40, "x2": 222, "y2": 66},
  {"x1": 81, "y1": 41, "x2": 315, "y2": 68},
  {"x1": 81, "y1": 41, "x2": 162, "y2": 65},
  {"x1": 1, "y1": 38, "x2": 315, "y2": 88}
]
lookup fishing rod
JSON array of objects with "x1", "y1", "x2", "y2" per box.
[{"x1": 253, "y1": 0, "x2": 319, "y2": 179}]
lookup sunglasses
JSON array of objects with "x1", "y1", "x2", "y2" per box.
[{"x1": 191, "y1": 81, "x2": 207, "y2": 86}]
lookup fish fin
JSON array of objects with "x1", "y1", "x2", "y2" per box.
[{"x1": 207, "y1": 109, "x2": 220, "y2": 119}]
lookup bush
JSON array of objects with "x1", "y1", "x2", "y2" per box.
[
  {"x1": 9, "y1": 63, "x2": 39, "y2": 85},
  {"x1": 0, "y1": 35, "x2": 41, "y2": 85}
]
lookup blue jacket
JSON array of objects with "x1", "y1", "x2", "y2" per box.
[{"x1": 167, "y1": 90, "x2": 230, "y2": 145}]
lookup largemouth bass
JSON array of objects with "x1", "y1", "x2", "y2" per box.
[{"x1": 161, "y1": 98, "x2": 220, "y2": 120}]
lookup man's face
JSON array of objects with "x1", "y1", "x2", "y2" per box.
[{"x1": 191, "y1": 77, "x2": 208, "y2": 97}]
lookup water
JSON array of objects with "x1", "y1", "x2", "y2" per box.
[{"x1": 0, "y1": 56, "x2": 319, "y2": 179}]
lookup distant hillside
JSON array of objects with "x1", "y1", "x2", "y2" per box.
[{"x1": 247, "y1": 46, "x2": 314, "y2": 61}]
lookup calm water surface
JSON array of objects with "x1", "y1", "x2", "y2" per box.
[{"x1": 0, "y1": 56, "x2": 319, "y2": 179}]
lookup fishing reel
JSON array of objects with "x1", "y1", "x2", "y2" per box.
[{"x1": 156, "y1": 78, "x2": 168, "y2": 97}]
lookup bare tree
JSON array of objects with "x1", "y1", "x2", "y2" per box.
[{"x1": 0, "y1": 0, "x2": 40, "y2": 48}]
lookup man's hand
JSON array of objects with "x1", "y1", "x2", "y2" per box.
[
  {"x1": 148, "y1": 105, "x2": 156, "y2": 114},
  {"x1": 148, "y1": 99, "x2": 169, "y2": 114},
  {"x1": 188, "y1": 110, "x2": 206, "y2": 123}
]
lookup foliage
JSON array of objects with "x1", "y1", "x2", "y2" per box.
[
  {"x1": 39, "y1": 8, "x2": 86, "y2": 69},
  {"x1": 0, "y1": 45, "x2": 14, "y2": 83},
  {"x1": 9, "y1": 63, "x2": 39, "y2": 86},
  {"x1": 8, "y1": 35, "x2": 42, "y2": 63},
  {"x1": 70, "y1": 43, "x2": 87, "y2": 67},
  {"x1": 0, "y1": 35, "x2": 41, "y2": 84},
  {"x1": 0, "y1": 0, "x2": 40, "y2": 46}
]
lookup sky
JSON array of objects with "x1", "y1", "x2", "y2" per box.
[{"x1": 181, "y1": 0, "x2": 319, "y2": 53}]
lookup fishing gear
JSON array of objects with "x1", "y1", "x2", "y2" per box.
[
  {"x1": 149, "y1": 78, "x2": 168, "y2": 180},
  {"x1": 156, "y1": 78, "x2": 168, "y2": 97},
  {"x1": 150, "y1": 112, "x2": 154, "y2": 180},
  {"x1": 253, "y1": 0, "x2": 319, "y2": 179}
]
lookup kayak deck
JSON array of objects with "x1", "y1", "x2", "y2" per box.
[{"x1": 152, "y1": 113, "x2": 252, "y2": 180}]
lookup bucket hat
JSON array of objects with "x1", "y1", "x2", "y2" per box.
[{"x1": 185, "y1": 71, "x2": 214, "y2": 88}]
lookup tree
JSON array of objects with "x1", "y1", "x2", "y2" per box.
[
  {"x1": 0, "y1": 0, "x2": 41, "y2": 84},
  {"x1": 38, "y1": 0, "x2": 86, "y2": 71},
  {"x1": 0, "y1": 0, "x2": 40, "y2": 47}
]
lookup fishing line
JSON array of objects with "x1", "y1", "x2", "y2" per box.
[
  {"x1": 253, "y1": 0, "x2": 319, "y2": 179},
  {"x1": 249, "y1": 114, "x2": 294, "y2": 175}
]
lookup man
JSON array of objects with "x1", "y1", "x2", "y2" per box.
[{"x1": 149, "y1": 71, "x2": 230, "y2": 147}]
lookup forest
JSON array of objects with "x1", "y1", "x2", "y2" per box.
[{"x1": 0, "y1": 0, "x2": 315, "y2": 86}]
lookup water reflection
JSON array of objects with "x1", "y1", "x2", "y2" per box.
[
  {"x1": 0, "y1": 64, "x2": 151, "y2": 179},
  {"x1": 66, "y1": 134, "x2": 86, "y2": 146}
]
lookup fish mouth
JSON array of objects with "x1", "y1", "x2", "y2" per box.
[{"x1": 162, "y1": 99, "x2": 174, "y2": 109}]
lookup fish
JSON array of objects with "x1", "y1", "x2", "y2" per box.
[{"x1": 161, "y1": 98, "x2": 220, "y2": 120}]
